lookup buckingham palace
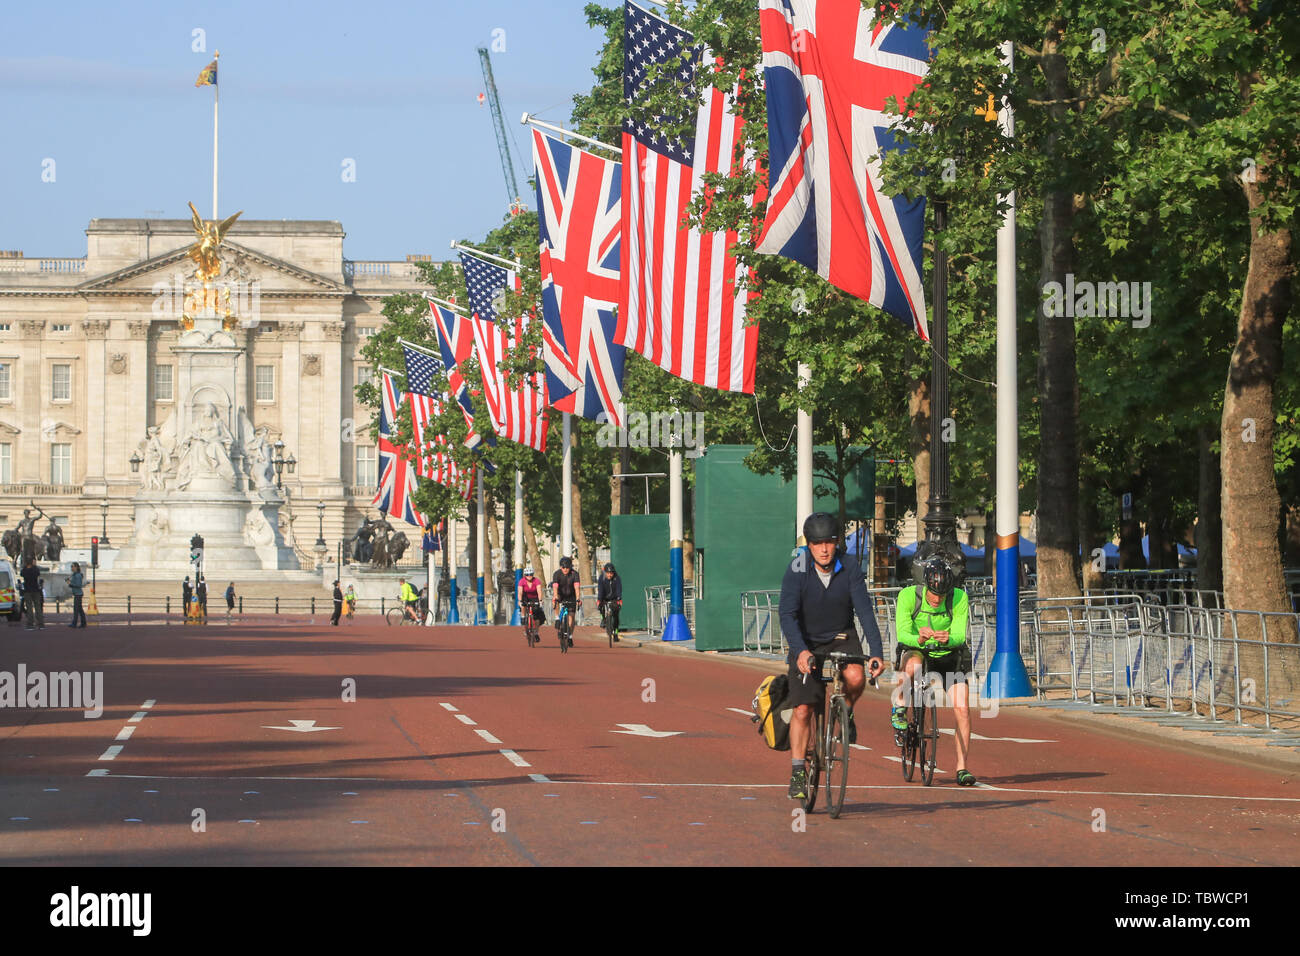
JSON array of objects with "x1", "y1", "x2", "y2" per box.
[{"x1": 0, "y1": 216, "x2": 432, "y2": 566}]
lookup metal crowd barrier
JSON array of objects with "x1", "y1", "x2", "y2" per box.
[{"x1": 643, "y1": 584, "x2": 695, "y2": 638}]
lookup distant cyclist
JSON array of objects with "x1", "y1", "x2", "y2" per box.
[
  {"x1": 779, "y1": 512, "x2": 885, "y2": 801},
  {"x1": 597, "y1": 563, "x2": 622, "y2": 642},
  {"x1": 892, "y1": 557, "x2": 976, "y2": 786},
  {"x1": 399, "y1": 577, "x2": 420, "y2": 624},
  {"x1": 551, "y1": 556, "x2": 580, "y2": 647},
  {"x1": 518, "y1": 566, "x2": 544, "y2": 622}
]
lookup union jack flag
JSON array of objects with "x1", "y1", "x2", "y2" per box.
[
  {"x1": 532, "y1": 128, "x2": 627, "y2": 426},
  {"x1": 373, "y1": 371, "x2": 426, "y2": 528},
  {"x1": 619, "y1": 1, "x2": 758, "y2": 393},
  {"x1": 409, "y1": 391, "x2": 473, "y2": 500},
  {"x1": 756, "y1": 0, "x2": 931, "y2": 340},
  {"x1": 460, "y1": 251, "x2": 549, "y2": 452},
  {"x1": 426, "y1": 299, "x2": 492, "y2": 449}
]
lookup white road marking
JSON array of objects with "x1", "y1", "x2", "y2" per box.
[
  {"x1": 475, "y1": 729, "x2": 502, "y2": 744},
  {"x1": 440, "y1": 703, "x2": 459, "y2": 712},
  {"x1": 528, "y1": 773, "x2": 551, "y2": 783},
  {"x1": 726, "y1": 708, "x2": 756, "y2": 717},
  {"x1": 454, "y1": 714, "x2": 477, "y2": 726},
  {"x1": 500, "y1": 749, "x2": 530, "y2": 767},
  {"x1": 84, "y1": 773, "x2": 385, "y2": 781},
  {"x1": 128, "y1": 712, "x2": 147, "y2": 723},
  {"x1": 85, "y1": 769, "x2": 108, "y2": 777},
  {"x1": 99, "y1": 745, "x2": 123, "y2": 761},
  {"x1": 938, "y1": 728, "x2": 1056, "y2": 743},
  {"x1": 611, "y1": 723, "x2": 682, "y2": 738},
  {"x1": 142, "y1": 700, "x2": 156, "y2": 709},
  {"x1": 261, "y1": 719, "x2": 341, "y2": 733},
  {"x1": 115, "y1": 726, "x2": 135, "y2": 741},
  {"x1": 880, "y1": 754, "x2": 947, "y2": 774},
  {"x1": 850, "y1": 743, "x2": 872, "y2": 751}
]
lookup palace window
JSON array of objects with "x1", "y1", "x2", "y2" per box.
[
  {"x1": 0, "y1": 363, "x2": 10, "y2": 400},
  {"x1": 255, "y1": 365, "x2": 275, "y2": 402},
  {"x1": 51, "y1": 324, "x2": 71, "y2": 333},
  {"x1": 52, "y1": 364, "x2": 71, "y2": 401},
  {"x1": 356, "y1": 366, "x2": 374, "y2": 389},
  {"x1": 50, "y1": 443, "x2": 71, "y2": 485},
  {"x1": 355, "y1": 446, "x2": 377, "y2": 487},
  {"x1": 0, "y1": 443, "x2": 10, "y2": 484},
  {"x1": 357, "y1": 326, "x2": 377, "y2": 338},
  {"x1": 154, "y1": 364, "x2": 174, "y2": 402}
]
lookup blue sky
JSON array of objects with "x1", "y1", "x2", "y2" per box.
[{"x1": 0, "y1": 0, "x2": 619, "y2": 260}]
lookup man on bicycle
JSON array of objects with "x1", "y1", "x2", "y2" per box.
[
  {"x1": 891, "y1": 557, "x2": 976, "y2": 786},
  {"x1": 518, "y1": 566, "x2": 544, "y2": 626},
  {"x1": 551, "y1": 556, "x2": 580, "y2": 647},
  {"x1": 399, "y1": 577, "x2": 421, "y2": 623},
  {"x1": 780, "y1": 512, "x2": 885, "y2": 800},
  {"x1": 596, "y1": 562, "x2": 622, "y2": 643}
]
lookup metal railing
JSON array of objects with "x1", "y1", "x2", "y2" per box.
[{"x1": 644, "y1": 584, "x2": 695, "y2": 638}]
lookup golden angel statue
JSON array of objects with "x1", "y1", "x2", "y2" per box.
[{"x1": 187, "y1": 202, "x2": 243, "y2": 281}]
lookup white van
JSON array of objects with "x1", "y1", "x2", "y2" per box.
[{"x1": 0, "y1": 558, "x2": 18, "y2": 620}]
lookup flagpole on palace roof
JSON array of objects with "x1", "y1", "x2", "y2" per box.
[
  {"x1": 450, "y1": 240, "x2": 524, "y2": 273},
  {"x1": 212, "y1": 51, "x2": 219, "y2": 219},
  {"x1": 520, "y1": 113, "x2": 620, "y2": 157}
]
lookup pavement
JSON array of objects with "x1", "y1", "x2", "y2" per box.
[{"x1": 2, "y1": 616, "x2": 1299, "y2": 867}]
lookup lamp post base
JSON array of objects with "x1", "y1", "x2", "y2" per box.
[
  {"x1": 662, "y1": 612, "x2": 692, "y2": 643},
  {"x1": 447, "y1": 579, "x2": 460, "y2": 624},
  {"x1": 984, "y1": 651, "x2": 1034, "y2": 700}
]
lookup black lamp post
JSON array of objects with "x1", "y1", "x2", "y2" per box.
[
  {"x1": 315, "y1": 500, "x2": 327, "y2": 551},
  {"x1": 129, "y1": 451, "x2": 142, "y2": 474},
  {"x1": 99, "y1": 499, "x2": 110, "y2": 547},
  {"x1": 272, "y1": 441, "x2": 297, "y2": 491}
]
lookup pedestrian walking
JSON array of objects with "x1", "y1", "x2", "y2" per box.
[
  {"x1": 182, "y1": 576, "x2": 192, "y2": 624},
  {"x1": 331, "y1": 579, "x2": 343, "y2": 626},
  {"x1": 68, "y1": 562, "x2": 87, "y2": 628},
  {"x1": 344, "y1": 584, "x2": 356, "y2": 623},
  {"x1": 196, "y1": 574, "x2": 208, "y2": 622},
  {"x1": 225, "y1": 582, "x2": 236, "y2": 619},
  {"x1": 21, "y1": 558, "x2": 44, "y2": 630}
]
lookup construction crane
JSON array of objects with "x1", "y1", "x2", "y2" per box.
[{"x1": 477, "y1": 47, "x2": 525, "y2": 214}]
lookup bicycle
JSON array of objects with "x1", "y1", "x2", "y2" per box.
[
  {"x1": 521, "y1": 600, "x2": 540, "y2": 647},
  {"x1": 799, "y1": 652, "x2": 874, "y2": 819},
  {"x1": 600, "y1": 601, "x2": 618, "y2": 648},
  {"x1": 554, "y1": 601, "x2": 576, "y2": 653},
  {"x1": 385, "y1": 602, "x2": 422, "y2": 627},
  {"x1": 897, "y1": 648, "x2": 941, "y2": 786}
]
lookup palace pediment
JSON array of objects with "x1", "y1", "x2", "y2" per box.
[{"x1": 77, "y1": 241, "x2": 349, "y2": 298}]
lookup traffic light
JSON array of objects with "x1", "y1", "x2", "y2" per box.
[{"x1": 91, "y1": 536, "x2": 99, "y2": 569}]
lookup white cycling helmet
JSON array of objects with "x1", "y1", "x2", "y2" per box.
[{"x1": 523, "y1": 566, "x2": 535, "y2": 576}]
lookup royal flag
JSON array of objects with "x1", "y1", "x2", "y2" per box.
[
  {"x1": 195, "y1": 58, "x2": 218, "y2": 88},
  {"x1": 619, "y1": 1, "x2": 758, "y2": 393},
  {"x1": 373, "y1": 372, "x2": 426, "y2": 528},
  {"x1": 532, "y1": 129, "x2": 627, "y2": 426},
  {"x1": 756, "y1": 0, "x2": 931, "y2": 339}
]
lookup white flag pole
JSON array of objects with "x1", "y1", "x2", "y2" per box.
[
  {"x1": 796, "y1": 362, "x2": 813, "y2": 544},
  {"x1": 212, "y1": 51, "x2": 220, "y2": 220}
]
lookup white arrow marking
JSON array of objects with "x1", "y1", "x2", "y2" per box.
[
  {"x1": 261, "y1": 719, "x2": 341, "y2": 733},
  {"x1": 726, "y1": 707, "x2": 756, "y2": 717},
  {"x1": 611, "y1": 723, "x2": 683, "y2": 738},
  {"x1": 938, "y1": 728, "x2": 1056, "y2": 743}
]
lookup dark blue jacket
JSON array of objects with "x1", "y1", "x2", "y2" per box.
[
  {"x1": 779, "y1": 550, "x2": 884, "y2": 660},
  {"x1": 597, "y1": 574, "x2": 622, "y2": 603}
]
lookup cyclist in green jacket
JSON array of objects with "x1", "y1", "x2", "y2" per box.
[
  {"x1": 891, "y1": 558, "x2": 977, "y2": 786},
  {"x1": 400, "y1": 578, "x2": 421, "y2": 624}
]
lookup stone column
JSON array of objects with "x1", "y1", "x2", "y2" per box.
[
  {"x1": 17, "y1": 320, "x2": 44, "y2": 483},
  {"x1": 322, "y1": 320, "x2": 345, "y2": 490},
  {"x1": 126, "y1": 319, "x2": 151, "y2": 485},
  {"x1": 81, "y1": 318, "x2": 110, "y2": 493},
  {"x1": 278, "y1": 321, "x2": 304, "y2": 484}
]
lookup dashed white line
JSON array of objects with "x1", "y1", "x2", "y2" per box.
[
  {"x1": 115, "y1": 727, "x2": 135, "y2": 742},
  {"x1": 142, "y1": 700, "x2": 156, "y2": 709},
  {"x1": 475, "y1": 729, "x2": 502, "y2": 744},
  {"x1": 454, "y1": 714, "x2": 477, "y2": 725},
  {"x1": 128, "y1": 712, "x2": 147, "y2": 723},
  {"x1": 528, "y1": 773, "x2": 550, "y2": 783},
  {"x1": 500, "y1": 749, "x2": 530, "y2": 767},
  {"x1": 99, "y1": 745, "x2": 123, "y2": 761},
  {"x1": 439, "y1": 703, "x2": 459, "y2": 712}
]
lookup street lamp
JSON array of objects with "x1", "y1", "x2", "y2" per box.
[
  {"x1": 315, "y1": 500, "x2": 327, "y2": 552},
  {"x1": 271, "y1": 441, "x2": 297, "y2": 491},
  {"x1": 129, "y1": 451, "x2": 143, "y2": 474},
  {"x1": 99, "y1": 499, "x2": 110, "y2": 547}
]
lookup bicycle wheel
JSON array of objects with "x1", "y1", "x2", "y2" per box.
[
  {"x1": 901, "y1": 695, "x2": 918, "y2": 782},
  {"x1": 606, "y1": 612, "x2": 614, "y2": 648},
  {"x1": 921, "y1": 697, "x2": 939, "y2": 786},
  {"x1": 801, "y1": 713, "x2": 822, "y2": 814},
  {"x1": 559, "y1": 617, "x2": 568, "y2": 653},
  {"x1": 385, "y1": 607, "x2": 404, "y2": 627},
  {"x1": 826, "y1": 697, "x2": 850, "y2": 819}
]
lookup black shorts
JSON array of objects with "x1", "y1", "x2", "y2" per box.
[
  {"x1": 785, "y1": 631, "x2": 866, "y2": 709},
  {"x1": 895, "y1": 644, "x2": 973, "y2": 683}
]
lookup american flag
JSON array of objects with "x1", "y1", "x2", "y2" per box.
[
  {"x1": 426, "y1": 298, "x2": 492, "y2": 449},
  {"x1": 373, "y1": 371, "x2": 426, "y2": 527},
  {"x1": 459, "y1": 251, "x2": 549, "y2": 452},
  {"x1": 401, "y1": 342, "x2": 444, "y2": 398},
  {"x1": 409, "y1": 391, "x2": 473, "y2": 499},
  {"x1": 756, "y1": 0, "x2": 931, "y2": 339},
  {"x1": 532, "y1": 128, "x2": 627, "y2": 426},
  {"x1": 619, "y1": 1, "x2": 758, "y2": 393}
]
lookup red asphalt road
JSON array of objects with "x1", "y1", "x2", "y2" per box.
[{"x1": 2, "y1": 616, "x2": 1299, "y2": 866}]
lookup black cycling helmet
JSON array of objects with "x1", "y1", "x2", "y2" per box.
[
  {"x1": 924, "y1": 558, "x2": 955, "y2": 597},
  {"x1": 559, "y1": 556, "x2": 573, "y2": 570},
  {"x1": 803, "y1": 512, "x2": 840, "y2": 544},
  {"x1": 603, "y1": 563, "x2": 616, "y2": 574}
]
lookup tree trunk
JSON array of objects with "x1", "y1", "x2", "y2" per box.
[
  {"x1": 570, "y1": 428, "x2": 594, "y2": 593},
  {"x1": 612, "y1": 448, "x2": 623, "y2": 517},
  {"x1": 467, "y1": 489, "x2": 478, "y2": 594},
  {"x1": 1035, "y1": 28, "x2": 1082, "y2": 601},
  {"x1": 1196, "y1": 425, "x2": 1224, "y2": 592},
  {"x1": 1221, "y1": 170, "x2": 1293, "y2": 630},
  {"x1": 908, "y1": 373, "x2": 930, "y2": 543},
  {"x1": 486, "y1": 503, "x2": 502, "y2": 597},
  {"x1": 1080, "y1": 473, "x2": 1102, "y2": 590},
  {"x1": 522, "y1": 508, "x2": 546, "y2": 581}
]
